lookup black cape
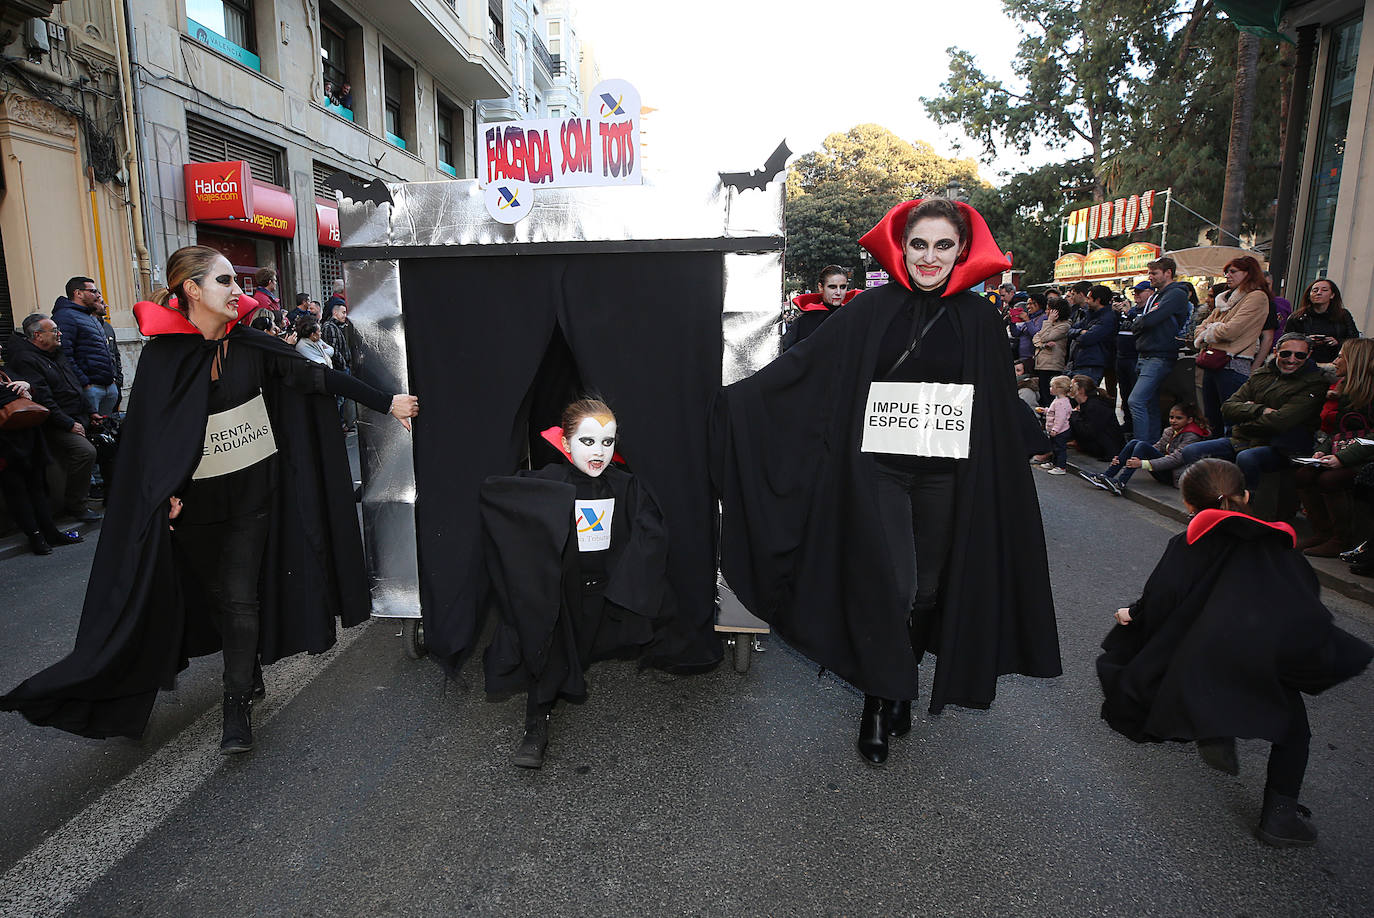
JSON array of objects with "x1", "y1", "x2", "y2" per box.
[
  {"x1": 712, "y1": 283, "x2": 1061, "y2": 710},
  {"x1": 1, "y1": 325, "x2": 371, "y2": 739},
  {"x1": 480, "y1": 463, "x2": 672, "y2": 703},
  {"x1": 1097, "y1": 510, "x2": 1372, "y2": 743}
]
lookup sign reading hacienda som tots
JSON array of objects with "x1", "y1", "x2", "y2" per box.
[{"x1": 478, "y1": 79, "x2": 642, "y2": 223}]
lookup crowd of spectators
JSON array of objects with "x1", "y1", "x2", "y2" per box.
[
  {"x1": 1, "y1": 271, "x2": 357, "y2": 554},
  {"x1": 1005, "y1": 253, "x2": 1371, "y2": 578}
]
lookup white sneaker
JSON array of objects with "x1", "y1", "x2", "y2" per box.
[
  {"x1": 1047, "y1": 467, "x2": 1067, "y2": 475},
  {"x1": 1038, "y1": 462, "x2": 1055, "y2": 470}
]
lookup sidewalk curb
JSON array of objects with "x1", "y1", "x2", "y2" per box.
[
  {"x1": 1062, "y1": 459, "x2": 1374, "y2": 611},
  {"x1": 0, "y1": 520, "x2": 101, "y2": 562}
]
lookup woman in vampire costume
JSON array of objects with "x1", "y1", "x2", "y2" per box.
[
  {"x1": 1098, "y1": 459, "x2": 1371, "y2": 846},
  {"x1": 1, "y1": 246, "x2": 419, "y2": 752},
  {"x1": 713, "y1": 198, "x2": 1060, "y2": 766},
  {"x1": 480, "y1": 398, "x2": 672, "y2": 769},
  {"x1": 782, "y1": 265, "x2": 861, "y2": 351}
]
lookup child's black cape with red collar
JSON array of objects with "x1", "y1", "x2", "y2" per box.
[{"x1": 1098, "y1": 509, "x2": 1372, "y2": 744}]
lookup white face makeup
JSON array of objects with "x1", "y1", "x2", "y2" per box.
[
  {"x1": 190, "y1": 254, "x2": 243, "y2": 322},
  {"x1": 818, "y1": 273, "x2": 850, "y2": 308},
  {"x1": 903, "y1": 217, "x2": 965, "y2": 291},
  {"x1": 564, "y1": 415, "x2": 617, "y2": 477}
]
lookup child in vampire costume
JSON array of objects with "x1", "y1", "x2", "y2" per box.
[
  {"x1": 713, "y1": 199, "x2": 1061, "y2": 766},
  {"x1": 480, "y1": 399, "x2": 672, "y2": 768},
  {"x1": 1, "y1": 245, "x2": 418, "y2": 751},
  {"x1": 1098, "y1": 458, "x2": 1371, "y2": 846}
]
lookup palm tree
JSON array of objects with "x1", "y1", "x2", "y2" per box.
[{"x1": 1219, "y1": 30, "x2": 1260, "y2": 244}]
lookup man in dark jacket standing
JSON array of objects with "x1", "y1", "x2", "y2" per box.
[
  {"x1": 1068, "y1": 285, "x2": 1117, "y2": 385},
  {"x1": 1129, "y1": 257, "x2": 1192, "y2": 443},
  {"x1": 7, "y1": 314, "x2": 102, "y2": 521},
  {"x1": 52, "y1": 277, "x2": 119, "y2": 416},
  {"x1": 321, "y1": 301, "x2": 363, "y2": 429}
]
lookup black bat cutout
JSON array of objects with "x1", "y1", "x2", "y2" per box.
[
  {"x1": 719, "y1": 141, "x2": 792, "y2": 193},
  {"x1": 324, "y1": 172, "x2": 394, "y2": 207}
]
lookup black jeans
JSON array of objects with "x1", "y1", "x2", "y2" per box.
[
  {"x1": 174, "y1": 510, "x2": 270, "y2": 695},
  {"x1": 1266, "y1": 689, "x2": 1311, "y2": 798},
  {"x1": 874, "y1": 463, "x2": 958, "y2": 667}
]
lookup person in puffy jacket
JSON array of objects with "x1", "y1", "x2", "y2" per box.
[
  {"x1": 1068, "y1": 285, "x2": 1116, "y2": 384},
  {"x1": 52, "y1": 276, "x2": 118, "y2": 415},
  {"x1": 1032, "y1": 301, "x2": 1071, "y2": 405},
  {"x1": 781, "y1": 265, "x2": 859, "y2": 351},
  {"x1": 1068, "y1": 374, "x2": 1125, "y2": 460}
]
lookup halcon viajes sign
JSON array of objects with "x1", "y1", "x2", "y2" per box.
[
  {"x1": 184, "y1": 161, "x2": 255, "y2": 222},
  {"x1": 1064, "y1": 190, "x2": 1158, "y2": 244}
]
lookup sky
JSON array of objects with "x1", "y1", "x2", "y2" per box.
[{"x1": 571, "y1": 0, "x2": 1086, "y2": 187}]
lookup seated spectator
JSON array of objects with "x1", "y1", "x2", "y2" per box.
[
  {"x1": 1177, "y1": 332, "x2": 1327, "y2": 494},
  {"x1": 5, "y1": 314, "x2": 101, "y2": 522},
  {"x1": 1067, "y1": 285, "x2": 1116, "y2": 385},
  {"x1": 248, "y1": 307, "x2": 278, "y2": 334},
  {"x1": 1287, "y1": 278, "x2": 1360, "y2": 365},
  {"x1": 1085, "y1": 402, "x2": 1209, "y2": 496},
  {"x1": 1016, "y1": 374, "x2": 1040, "y2": 411},
  {"x1": 1295, "y1": 338, "x2": 1374, "y2": 556},
  {"x1": 1068, "y1": 374, "x2": 1125, "y2": 460},
  {"x1": 1194, "y1": 256, "x2": 1270, "y2": 436},
  {"x1": 294, "y1": 316, "x2": 334, "y2": 366},
  {"x1": 0, "y1": 368, "x2": 84, "y2": 554},
  {"x1": 1032, "y1": 301, "x2": 1071, "y2": 406}
]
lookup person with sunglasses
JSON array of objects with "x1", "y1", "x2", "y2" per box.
[{"x1": 2, "y1": 245, "x2": 419, "y2": 753}]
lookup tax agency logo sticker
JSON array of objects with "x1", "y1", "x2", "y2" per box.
[
  {"x1": 575, "y1": 498, "x2": 615, "y2": 552},
  {"x1": 484, "y1": 178, "x2": 532, "y2": 225}
]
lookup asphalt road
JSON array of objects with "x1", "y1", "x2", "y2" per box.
[{"x1": 1, "y1": 469, "x2": 1371, "y2": 917}]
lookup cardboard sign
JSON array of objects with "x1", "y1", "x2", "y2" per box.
[
  {"x1": 860, "y1": 382, "x2": 974, "y2": 459},
  {"x1": 192, "y1": 392, "x2": 278, "y2": 480},
  {"x1": 575, "y1": 498, "x2": 615, "y2": 552}
]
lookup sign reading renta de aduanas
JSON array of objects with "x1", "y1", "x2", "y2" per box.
[{"x1": 479, "y1": 79, "x2": 641, "y2": 223}]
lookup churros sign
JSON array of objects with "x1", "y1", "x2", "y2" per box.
[{"x1": 184, "y1": 160, "x2": 255, "y2": 222}]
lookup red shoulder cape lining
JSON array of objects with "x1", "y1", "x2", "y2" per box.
[
  {"x1": 1186, "y1": 508, "x2": 1296, "y2": 547},
  {"x1": 133, "y1": 295, "x2": 259, "y2": 337},
  {"x1": 858, "y1": 200, "x2": 1011, "y2": 297},
  {"x1": 539, "y1": 426, "x2": 627, "y2": 466}
]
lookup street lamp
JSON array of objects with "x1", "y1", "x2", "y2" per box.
[{"x1": 945, "y1": 179, "x2": 968, "y2": 202}]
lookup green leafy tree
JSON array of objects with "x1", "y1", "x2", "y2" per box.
[
  {"x1": 785, "y1": 124, "x2": 983, "y2": 290},
  {"x1": 923, "y1": 0, "x2": 1174, "y2": 203},
  {"x1": 967, "y1": 159, "x2": 1096, "y2": 285}
]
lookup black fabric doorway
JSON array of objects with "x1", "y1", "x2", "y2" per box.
[{"x1": 401, "y1": 251, "x2": 725, "y2": 676}]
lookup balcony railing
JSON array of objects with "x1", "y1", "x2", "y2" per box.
[{"x1": 532, "y1": 32, "x2": 554, "y2": 76}]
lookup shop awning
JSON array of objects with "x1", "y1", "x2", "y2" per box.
[
  {"x1": 1166, "y1": 245, "x2": 1268, "y2": 277},
  {"x1": 201, "y1": 180, "x2": 297, "y2": 238},
  {"x1": 316, "y1": 201, "x2": 340, "y2": 248},
  {"x1": 1213, "y1": 1, "x2": 1295, "y2": 42}
]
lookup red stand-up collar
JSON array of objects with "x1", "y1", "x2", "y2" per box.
[
  {"x1": 539, "y1": 426, "x2": 627, "y2": 466},
  {"x1": 1186, "y1": 509, "x2": 1296, "y2": 547},
  {"x1": 791, "y1": 289, "x2": 862, "y2": 312},
  {"x1": 858, "y1": 200, "x2": 1012, "y2": 296},
  {"x1": 133, "y1": 295, "x2": 259, "y2": 337}
]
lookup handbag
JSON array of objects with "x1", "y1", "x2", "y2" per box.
[
  {"x1": 1195, "y1": 347, "x2": 1230, "y2": 370},
  {"x1": 1331, "y1": 408, "x2": 1374, "y2": 452},
  {"x1": 0, "y1": 372, "x2": 50, "y2": 431}
]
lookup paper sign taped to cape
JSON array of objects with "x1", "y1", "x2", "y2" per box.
[
  {"x1": 861, "y1": 382, "x2": 974, "y2": 458},
  {"x1": 576, "y1": 498, "x2": 615, "y2": 552},
  {"x1": 192, "y1": 392, "x2": 277, "y2": 480}
]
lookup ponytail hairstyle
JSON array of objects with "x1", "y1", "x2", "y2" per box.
[
  {"x1": 1071, "y1": 374, "x2": 1105, "y2": 400},
  {"x1": 151, "y1": 245, "x2": 226, "y2": 317},
  {"x1": 1179, "y1": 458, "x2": 1250, "y2": 514}
]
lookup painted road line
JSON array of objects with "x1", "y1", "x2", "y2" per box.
[{"x1": 0, "y1": 620, "x2": 372, "y2": 918}]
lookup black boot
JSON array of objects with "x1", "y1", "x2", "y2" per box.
[
  {"x1": 856, "y1": 695, "x2": 892, "y2": 765},
  {"x1": 220, "y1": 692, "x2": 254, "y2": 754},
  {"x1": 1256, "y1": 789, "x2": 1317, "y2": 847},
  {"x1": 513, "y1": 700, "x2": 551, "y2": 769},
  {"x1": 41, "y1": 528, "x2": 84, "y2": 547},
  {"x1": 1197, "y1": 737, "x2": 1239, "y2": 776},
  {"x1": 888, "y1": 699, "x2": 912, "y2": 737},
  {"x1": 26, "y1": 532, "x2": 52, "y2": 556}
]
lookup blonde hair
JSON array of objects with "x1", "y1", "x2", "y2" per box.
[
  {"x1": 151, "y1": 245, "x2": 225, "y2": 316},
  {"x1": 1049, "y1": 375, "x2": 1071, "y2": 395},
  {"x1": 1337, "y1": 337, "x2": 1374, "y2": 410}
]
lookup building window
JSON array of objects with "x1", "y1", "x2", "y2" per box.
[
  {"x1": 489, "y1": 0, "x2": 505, "y2": 55},
  {"x1": 1299, "y1": 16, "x2": 1363, "y2": 284},
  {"x1": 319, "y1": 16, "x2": 354, "y2": 120},
  {"x1": 187, "y1": 0, "x2": 260, "y2": 71},
  {"x1": 383, "y1": 53, "x2": 414, "y2": 150},
  {"x1": 437, "y1": 99, "x2": 459, "y2": 177}
]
